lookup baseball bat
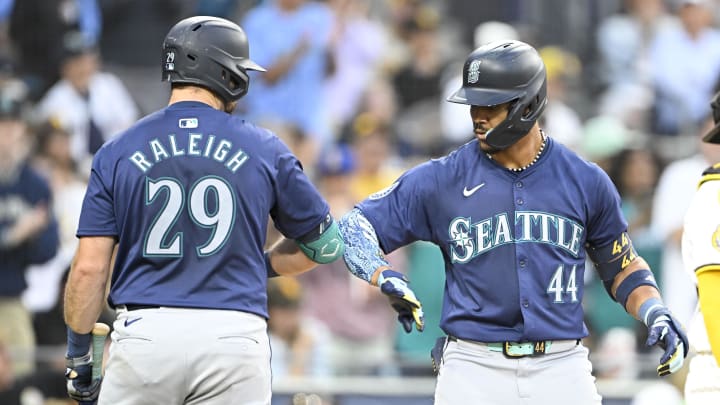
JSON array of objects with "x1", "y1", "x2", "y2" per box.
[{"x1": 91, "y1": 322, "x2": 110, "y2": 380}]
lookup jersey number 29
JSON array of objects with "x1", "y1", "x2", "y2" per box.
[{"x1": 144, "y1": 176, "x2": 235, "y2": 257}]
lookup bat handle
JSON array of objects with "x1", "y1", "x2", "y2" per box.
[{"x1": 91, "y1": 322, "x2": 110, "y2": 381}]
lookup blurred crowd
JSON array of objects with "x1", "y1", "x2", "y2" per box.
[{"x1": 1, "y1": 0, "x2": 719, "y2": 403}]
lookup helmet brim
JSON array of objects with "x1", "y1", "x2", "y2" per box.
[
  {"x1": 239, "y1": 58, "x2": 266, "y2": 72},
  {"x1": 446, "y1": 87, "x2": 519, "y2": 106}
]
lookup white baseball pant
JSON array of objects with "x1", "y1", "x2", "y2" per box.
[{"x1": 99, "y1": 306, "x2": 271, "y2": 405}]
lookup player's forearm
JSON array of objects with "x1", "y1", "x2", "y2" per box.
[
  {"x1": 64, "y1": 236, "x2": 115, "y2": 333},
  {"x1": 611, "y1": 257, "x2": 662, "y2": 319},
  {"x1": 268, "y1": 237, "x2": 317, "y2": 276},
  {"x1": 338, "y1": 208, "x2": 391, "y2": 285},
  {"x1": 65, "y1": 261, "x2": 110, "y2": 333}
]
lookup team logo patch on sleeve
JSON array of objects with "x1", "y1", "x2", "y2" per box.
[{"x1": 712, "y1": 225, "x2": 720, "y2": 252}]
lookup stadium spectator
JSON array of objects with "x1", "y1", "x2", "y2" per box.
[
  {"x1": 391, "y1": 5, "x2": 449, "y2": 157},
  {"x1": 267, "y1": 277, "x2": 330, "y2": 378},
  {"x1": 649, "y1": 0, "x2": 720, "y2": 135},
  {"x1": 35, "y1": 33, "x2": 139, "y2": 172},
  {"x1": 595, "y1": 0, "x2": 676, "y2": 91},
  {"x1": 537, "y1": 45, "x2": 584, "y2": 151},
  {"x1": 241, "y1": 0, "x2": 336, "y2": 154},
  {"x1": 323, "y1": 0, "x2": 388, "y2": 133},
  {"x1": 8, "y1": 0, "x2": 102, "y2": 101},
  {"x1": 348, "y1": 129, "x2": 404, "y2": 202},
  {"x1": 22, "y1": 121, "x2": 86, "y2": 315},
  {"x1": 0, "y1": 83, "x2": 59, "y2": 378}
]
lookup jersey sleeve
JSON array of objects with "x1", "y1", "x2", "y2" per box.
[
  {"x1": 356, "y1": 162, "x2": 435, "y2": 253},
  {"x1": 270, "y1": 140, "x2": 329, "y2": 239},
  {"x1": 585, "y1": 165, "x2": 628, "y2": 248},
  {"x1": 682, "y1": 178, "x2": 720, "y2": 282},
  {"x1": 77, "y1": 148, "x2": 118, "y2": 237}
]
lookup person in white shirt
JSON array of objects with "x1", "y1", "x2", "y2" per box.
[{"x1": 36, "y1": 35, "x2": 139, "y2": 171}]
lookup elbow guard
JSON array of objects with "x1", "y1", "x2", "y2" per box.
[{"x1": 296, "y1": 214, "x2": 345, "y2": 264}]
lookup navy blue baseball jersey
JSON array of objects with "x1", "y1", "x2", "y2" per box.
[
  {"x1": 357, "y1": 137, "x2": 626, "y2": 342},
  {"x1": 77, "y1": 101, "x2": 329, "y2": 318},
  {"x1": 0, "y1": 163, "x2": 59, "y2": 296}
]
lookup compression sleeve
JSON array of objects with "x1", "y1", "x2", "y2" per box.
[{"x1": 338, "y1": 208, "x2": 391, "y2": 283}]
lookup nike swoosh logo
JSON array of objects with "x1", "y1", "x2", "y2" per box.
[
  {"x1": 463, "y1": 183, "x2": 485, "y2": 197},
  {"x1": 124, "y1": 317, "x2": 142, "y2": 327}
]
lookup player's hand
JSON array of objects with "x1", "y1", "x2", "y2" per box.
[
  {"x1": 65, "y1": 353, "x2": 102, "y2": 404},
  {"x1": 645, "y1": 307, "x2": 689, "y2": 377},
  {"x1": 377, "y1": 269, "x2": 425, "y2": 333}
]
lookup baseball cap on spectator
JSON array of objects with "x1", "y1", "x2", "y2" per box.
[
  {"x1": 400, "y1": 5, "x2": 440, "y2": 37},
  {"x1": 60, "y1": 30, "x2": 98, "y2": 63},
  {"x1": 316, "y1": 143, "x2": 356, "y2": 177},
  {"x1": 539, "y1": 46, "x2": 581, "y2": 82},
  {"x1": 0, "y1": 80, "x2": 29, "y2": 121},
  {"x1": 267, "y1": 277, "x2": 303, "y2": 309}
]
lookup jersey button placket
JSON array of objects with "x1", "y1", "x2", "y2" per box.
[{"x1": 514, "y1": 182, "x2": 524, "y2": 206}]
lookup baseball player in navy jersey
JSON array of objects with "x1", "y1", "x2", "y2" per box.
[
  {"x1": 338, "y1": 40, "x2": 688, "y2": 405},
  {"x1": 681, "y1": 93, "x2": 720, "y2": 404},
  {"x1": 62, "y1": 16, "x2": 344, "y2": 405}
]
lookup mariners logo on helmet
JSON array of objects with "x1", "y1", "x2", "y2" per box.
[{"x1": 468, "y1": 60, "x2": 481, "y2": 84}]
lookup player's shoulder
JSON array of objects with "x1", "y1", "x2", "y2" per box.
[
  {"x1": 549, "y1": 137, "x2": 606, "y2": 174},
  {"x1": 228, "y1": 116, "x2": 276, "y2": 139},
  {"x1": 432, "y1": 139, "x2": 477, "y2": 166},
  {"x1": 699, "y1": 162, "x2": 720, "y2": 187}
]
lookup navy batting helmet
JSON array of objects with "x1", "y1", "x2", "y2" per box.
[
  {"x1": 162, "y1": 16, "x2": 265, "y2": 103},
  {"x1": 447, "y1": 40, "x2": 547, "y2": 150}
]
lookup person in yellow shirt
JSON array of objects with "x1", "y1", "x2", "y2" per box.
[{"x1": 349, "y1": 130, "x2": 404, "y2": 202}]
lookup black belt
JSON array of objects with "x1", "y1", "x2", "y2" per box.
[{"x1": 122, "y1": 304, "x2": 161, "y2": 311}]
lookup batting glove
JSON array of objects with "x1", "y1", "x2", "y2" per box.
[
  {"x1": 377, "y1": 269, "x2": 425, "y2": 333},
  {"x1": 65, "y1": 352, "x2": 102, "y2": 404},
  {"x1": 645, "y1": 307, "x2": 689, "y2": 377}
]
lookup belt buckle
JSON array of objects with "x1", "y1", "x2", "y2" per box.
[{"x1": 502, "y1": 341, "x2": 547, "y2": 358}]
